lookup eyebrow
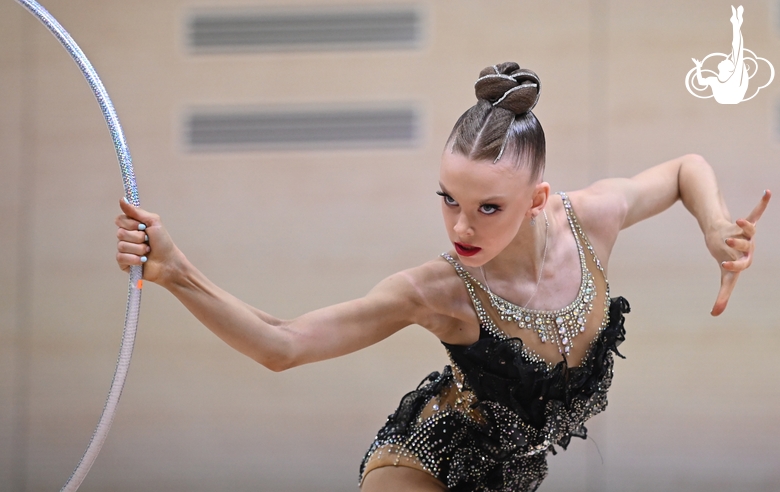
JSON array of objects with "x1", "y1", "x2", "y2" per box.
[{"x1": 438, "y1": 183, "x2": 506, "y2": 203}]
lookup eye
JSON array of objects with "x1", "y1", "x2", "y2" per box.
[
  {"x1": 479, "y1": 204, "x2": 501, "y2": 215},
  {"x1": 436, "y1": 191, "x2": 458, "y2": 206}
]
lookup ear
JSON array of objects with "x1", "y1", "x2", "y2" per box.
[{"x1": 526, "y1": 181, "x2": 550, "y2": 219}]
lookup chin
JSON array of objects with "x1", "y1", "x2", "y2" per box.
[{"x1": 455, "y1": 252, "x2": 491, "y2": 268}]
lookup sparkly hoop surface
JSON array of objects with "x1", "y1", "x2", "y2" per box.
[{"x1": 14, "y1": 1, "x2": 143, "y2": 491}]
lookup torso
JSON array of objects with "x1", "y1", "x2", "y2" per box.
[
  {"x1": 360, "y1": 193, "x2": 628, "y2": 489},
  {"x1": 414, "y1": 192, "x2": 612, "y2": 368}
]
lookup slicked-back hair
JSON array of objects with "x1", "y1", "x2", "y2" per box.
[{"x1": 447, "y1": 63, "x2": 546, "y2": 182}]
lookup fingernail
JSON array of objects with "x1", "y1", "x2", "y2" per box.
[
  {"x1": 122, "y1": 196, "x2": 129, "y2": 204},
  {"x1": 144, "y1": 234, "x2": 148, "y2": 242},
  {"x1": 138, "y1": 223, "x2": 146, "y2": 231},
  {"x1": 140, "y1": 256, "x2": 148, "y2": 263},
  {"x1": 146, "y1": 245, "x2": 151, "y2": 253}
]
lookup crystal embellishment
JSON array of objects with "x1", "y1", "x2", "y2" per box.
[
  {"x1": 456, "y1": 192, "x2": 604, "y2": 357},
  {"x1": 439, "y1": 192, "x2": 611, "y2": 366}
]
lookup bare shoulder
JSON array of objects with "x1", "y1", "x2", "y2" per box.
[
  {"x1": 563, "y1": 184, "x2": 628, "y2": 267},
  {"x1": 395, "y1": 255, "x2": 480, "y2": 343},
  {"x1": 396, "y1": 255, "x2": 473, "y2": 318}
]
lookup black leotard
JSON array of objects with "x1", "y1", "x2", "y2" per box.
[{"x1": 360, "y1": 193, "x2": 629, "y2": 491}]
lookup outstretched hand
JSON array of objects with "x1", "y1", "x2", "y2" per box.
[
  {"x1": 709, "y1": 189, "x2": 771, "y2": 316},
  {"x1": 116, "y1": 198, "x2": 182, "y2": 285}
]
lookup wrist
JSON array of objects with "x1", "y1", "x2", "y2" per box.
[
  {"x1": 703, "y1": 218, "x2": 731, "y2": 243},
  {"x1": 158, "y1": 247, "x2": 190, "y2": 290},
  {"x1": 677, "y1": 155, "x2": 732, "y2": 235},
  {"x1": 701, "y1": 213, "x2": 731, "y2": 236}
]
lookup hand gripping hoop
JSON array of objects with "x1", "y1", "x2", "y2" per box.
[{"x1": 15, "y1": 1, "x2": 143, "y2": 490}]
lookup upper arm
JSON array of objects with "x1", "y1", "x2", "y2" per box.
[
  {"x1": 277, "y1": 268, "x2": 428, "y2": 369},
  {"x1": 615, "y1": 155, "x2": 690, "y2": 228},
  {"x1": 577, "y1": 155, "x2": 689, "y2": 227},
  {"x1": 567, "y1": 155, "x2": 690, "y2": 262}
]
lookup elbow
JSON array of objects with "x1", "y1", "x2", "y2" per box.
[
  {"x1": 682, "y1": 153, "x2": 707, "y2": 166},
  {"x1": 257, "y1": 352, "x2": 297, "y2": 372},
  {"x1": 253, "y1": 321, "x2": 300, "y2": 372},
  {"x1": 265, "y1": 360, "x2": 292, "y2": 373},
  {"x1": 680, "y1": 151, "x2": 711, "y2": 171},
  {"x1": 680, "y1": 154, "x2": 712, "y2": 176},
  {"x1": 676, "y1": 154, "x2": 708, "y2": 199}
]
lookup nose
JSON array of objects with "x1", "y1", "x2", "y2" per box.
[{"x1": 453, "y1": 213, "x2": 473, "y2": 237}]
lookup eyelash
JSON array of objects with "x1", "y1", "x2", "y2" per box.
[
  {"x1": 436, "y1": 191, "x2": 456, "y2": 205},
  {"x1": 436, "y1": 191, "x2": 501, "y2": 215},
  {"x1": 480, "y1": 204, "x2": 500, "y2": 214}
]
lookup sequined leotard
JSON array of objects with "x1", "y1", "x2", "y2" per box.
[{"x1": 359, "y1": 193, "x2": 630, "y2": 491}]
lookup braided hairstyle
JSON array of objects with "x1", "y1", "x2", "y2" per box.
[{"x1": 447, "y1": 62, "x2": 545, "y2": 181}]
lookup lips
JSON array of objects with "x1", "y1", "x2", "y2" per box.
[{"x1": 454, "y1": 242, "x2": 481, "y2": 257}]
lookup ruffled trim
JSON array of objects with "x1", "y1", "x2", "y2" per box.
[
  {"x1": 445, "y1": 296, "x2": 630, "y2": 430},
  {"x1": 362, "y1": 298, "x2": 630, "y2": 492},
  {"x1": 375, "y1": 369, "x2": 450, "y2": 439}
]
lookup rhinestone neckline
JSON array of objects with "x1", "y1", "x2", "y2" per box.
[
  {"x1": 441, "y1": 192, "x2": 611, "y2": 367},
  {"x1": 464, "y1": 201, "x2": 593, "y2": 355}
]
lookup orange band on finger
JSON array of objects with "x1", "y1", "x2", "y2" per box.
[{"x1": 136, "y1": 279, "x2": 143, "y2": 290}]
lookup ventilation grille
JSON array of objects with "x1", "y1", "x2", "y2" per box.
[
  {"x1": 186, "y1": 106, "x2": 419, "y2": 151},
  {"x1": 187, "y1": 7, "x2": 421, "y2": 52}
]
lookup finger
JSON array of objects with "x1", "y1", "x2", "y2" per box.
[
  {"x1": 115, "y1": 214, "x2": 144, "y2": 231},
  {"x1": 711, "y1": 270, "x2": 739, "y2": 316},
  {"x1": 119, "y1": 197, "x2": 159, "y2": 227},
  {"x1": 116, "y1": 252, "x2": 146, "y2": 268},
  {"x1": 116, "y1": 228, "x2": 147, "y2": 244},
  {"x1": 736, "y1": 218, "x2": 756, "y2": 239},
  {"x1": 745, "y1": 189, "x2": 771, "y2": 223},
  {"x1": 722, "y1": 253, "x2": 752, "y2": 272},
  {"x1": 117, "y1": 240, "x2": 150, "y2": 256},
  {"x1": 724, "y1": 237, "x2": 750, "y2": 253}
]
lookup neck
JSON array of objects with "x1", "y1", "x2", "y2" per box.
[{"x1": 481, "y1": 210, "x2": 552, "y2": 287}]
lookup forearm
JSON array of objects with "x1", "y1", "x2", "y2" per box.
[
  {"x1": 678, "y1": 155, "x2": 731, "y2": 236},
  {"x1": 161, "y1": 254, "x2": 291, "y2": 371}
]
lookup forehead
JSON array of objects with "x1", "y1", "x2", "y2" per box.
[{"x1": 439, "y1": 151, "x2": 530, "y2": 198}]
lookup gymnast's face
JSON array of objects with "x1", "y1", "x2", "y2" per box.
[{"x1": 438, "y1": 151, "x2": 542, "y2": 267}]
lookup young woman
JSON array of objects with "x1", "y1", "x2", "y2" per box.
[{"x1": 115, "y1": 62, "x2": 770, "y2": 492}]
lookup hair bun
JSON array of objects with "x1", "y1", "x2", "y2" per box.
[{"x1": 474, "y1": 62, "x2": 541, "y2": 114}]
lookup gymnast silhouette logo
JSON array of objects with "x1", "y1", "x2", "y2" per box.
[{"x1": 685, "y1": 5, "x2": 774, "y2": 104}]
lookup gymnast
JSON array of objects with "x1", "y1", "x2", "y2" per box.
[{"x1": 115, "y1": 62, "x2": 769, "y2": 491}]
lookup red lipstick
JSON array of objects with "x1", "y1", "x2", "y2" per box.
[{"x1": 454, "y1": 242, "x2": 481, "y2": 257}]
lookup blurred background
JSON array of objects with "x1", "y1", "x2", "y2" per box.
[{"x1": 1, "y1": 0, "x2": 779, "y2": 490}]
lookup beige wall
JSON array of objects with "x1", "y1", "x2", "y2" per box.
[{"x1": 1, "y1": 1, "x2": 779, "y2": 490}]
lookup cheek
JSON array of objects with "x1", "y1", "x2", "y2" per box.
[
  {"x1": 486, "y1": 219, "x2": 514, "y2": 243},
  {"x1": 440, "y1": 204, "x2": 455, "y2": 231},
  {"x1": 486, "y1": 212, "x2": 523, "y2": 245}
]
